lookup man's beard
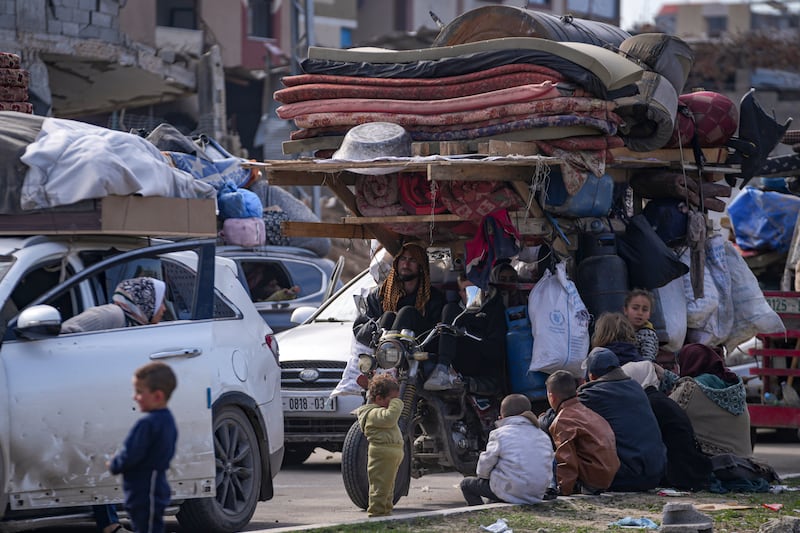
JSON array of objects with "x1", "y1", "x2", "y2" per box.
[{"x1": 396, "y1": 271, "x2": 419, "y2": 283}]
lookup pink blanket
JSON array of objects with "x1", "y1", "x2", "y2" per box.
[
  {"x1": 290, "y1": 96, "x2": 610, "y2": 130},
  {"x1": 277, "y1": 81, "x2": 570, "y2": 119},
  {"x1": 274, "y1": 71, "x2": 564, "y2": 104},
  {"x1": 280, "y1": 64, "x2": 565, "y2": 88}
]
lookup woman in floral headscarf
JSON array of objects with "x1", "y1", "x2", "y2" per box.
[
  {"x1": 61, "y1": 277, "x2": 167, "y2": 333},
  {"x1": 669, "y1": 343, "x2": 751, "y2": 457}
]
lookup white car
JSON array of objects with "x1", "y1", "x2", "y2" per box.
[
  {"x1": 275, "y1": 268, "x2": 375, "y2": 464},
  {"x1": 0, "y1": 237, "x2": 283, "y2": 532}
]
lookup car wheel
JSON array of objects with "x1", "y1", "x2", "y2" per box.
[
  {"x1": 177, "y1": 406, "x2": 262, "y2": 533},
  {"x1": 282, "y1": 444, "x2": 316, "y2": 466},
  {"x1": 341, "y1": 421, "x2": 409, "y2": 510}
]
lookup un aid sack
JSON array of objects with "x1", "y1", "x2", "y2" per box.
[{"x1": 528, "y1": 261, "x2": 590, "y2": 376}]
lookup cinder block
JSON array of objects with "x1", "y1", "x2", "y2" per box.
[
  {"x1": 17, "y1": 0, "x2": 47, "y2": 32},
  {"x1": 0, "y1": 0, "x2": 17, "y2": 16},
  {"x1": 98, "y1": 0, "x2": 118, "y2": 15},
  {"x1": 46, "y1": 19, "x2": 62, "y2": 34},
  {"x1": 62, "y1": 21, "x2": 80, "y2": 36},
  {"x1": 74, "y1": 8, "x2": 90, "y2": 24},
  {"x1": 90, "y1": 10, "x2": 111, "y2": 27},
  {"x1": 98, "y1": 26, "x2": 120, "y2": 43},
  {"x1": 78, "y1": 24, "x2": 101, "y2": 38}
]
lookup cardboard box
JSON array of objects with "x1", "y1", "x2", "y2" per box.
[{"x1": 0, "y1": 196, "x2": 218, "y2": 237}]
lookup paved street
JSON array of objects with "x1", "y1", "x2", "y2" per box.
[{"x1": 38, "y1": 429, "x2": 800, "y2": 532}]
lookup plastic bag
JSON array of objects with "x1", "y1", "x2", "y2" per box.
[
  {"x1": 654, "y1": 275, "x2": 687, "y2": 352},
  {"x1": 617, "y1": 214, "x2": 689, "y2": 289},
  {"x1": 331, "y1": 335, "x2": 371, "y2": 398},
  {"x1": 728, "y1": 186, "x2": 800, "y2": 252},
  {"x1": 528, "y1": 261, "x2": 590, "y2": 376},
  {"x1": 218, "y1": 183, "x2": 263, "y2": 220},
  {"x1": 723, "y1": 240, "x2": 785, "y2": 351}
]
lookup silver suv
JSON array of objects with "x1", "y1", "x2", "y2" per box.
[
  {"x1": 275, "y1": 268, "x2": 375, "y2": 464},
  {"x1": 0, "y1": 236, "x2": 282, "y2": 533}
]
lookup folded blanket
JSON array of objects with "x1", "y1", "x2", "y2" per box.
[
  {"x1": 278, "y1": 81, "x2": 568, "y2": 119},
  {"x1": 275, "y1": 69, "x2": 565, "y2": 104},
  {"x1": 290, "y1": 95, "x2": 609, "y2": 129},
  {"x1": 280, "y1": 63, "x2": 565, "y2": 88}
]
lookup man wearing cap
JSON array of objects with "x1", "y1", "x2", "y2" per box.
[
  {"x1": 353, "y1": 242, "x2": 445, "y2": 349},
  {"x1": 577, "y1": 347, "x2": 667, "y2": 492}
]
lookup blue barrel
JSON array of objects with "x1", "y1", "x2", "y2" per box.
[{"x1": 505, "y1": 305, "x2": 548, "y2": 401}]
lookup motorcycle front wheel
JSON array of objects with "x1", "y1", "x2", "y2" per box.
[{"x1": 341, "y1": 420, "x2": 411, "y2": 509}]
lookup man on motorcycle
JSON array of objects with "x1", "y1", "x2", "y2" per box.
[
  {"x1": 423, "y1": 284, "x2": 508, "y2": 393},
  {"x1": 353, "y1": 241, "x2": 445, "y2": 347}
]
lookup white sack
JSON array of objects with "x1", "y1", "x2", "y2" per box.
[
  {"x1": 528, "y1": 261, "x2": 590, "y2": 376},
  {"x1": 723, "y1": 240, "x2": 785, "y2": 351}
]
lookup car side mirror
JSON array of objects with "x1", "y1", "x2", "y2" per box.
[
  {"x1": 15, "y1": 304, "x2": 62, "y2": 340},
  {"x1": 290, "y1": 306, "x2": 317, "y2": 325}
]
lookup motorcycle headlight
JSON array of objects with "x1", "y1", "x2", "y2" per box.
[{"x1": 375, "y1": 338, "x2": 404, "y2": 369}]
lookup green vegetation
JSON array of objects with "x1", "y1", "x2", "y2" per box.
[{"x1": 304, "y1": 478, "x2": 800, "y2": 533}]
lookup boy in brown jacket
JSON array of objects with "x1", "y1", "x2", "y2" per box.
[{"x1": 546, "y1": 370, "x2": 620, "y2": 495}]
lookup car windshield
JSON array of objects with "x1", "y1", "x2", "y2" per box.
[{"x1": 313, "y1": 270, "x2": 376, "y2": 323}]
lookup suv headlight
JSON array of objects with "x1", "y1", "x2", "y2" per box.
[{"x1": 375, "y1": 338, "x2": 404, "y2": 369}]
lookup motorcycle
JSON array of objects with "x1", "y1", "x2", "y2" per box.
[{"x1": 341, "y1": 287, "x2": 499, "y2": 509}]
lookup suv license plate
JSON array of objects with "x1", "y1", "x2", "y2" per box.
[
  {"x1": 283, "y1": 395, "x2": 337, "y2": 412},
  {"x1": 765, "y1": 296, "x2": 800, "y2": 314}
]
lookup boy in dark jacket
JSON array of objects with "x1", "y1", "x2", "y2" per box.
[
  {"x1": 578, "y1": 348, "x2": 667, "y2": 492},
  {"x1": 109, "y1": 362, "x2": 178, "y2": 533}
]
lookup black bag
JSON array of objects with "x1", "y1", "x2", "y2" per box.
[
  {"x1": 617, "y1": 214, "x2": 689, "y2": 289},
  {"x1": 711, "y1": 453, "x2": 781, "y2": 484},
  {"x1": 643, "y1": 198, "x2": 689, "y2": 246}
]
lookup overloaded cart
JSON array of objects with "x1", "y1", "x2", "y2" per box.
[{"x1": 260, "y1": 6, "x2": 790, "y2": 400}]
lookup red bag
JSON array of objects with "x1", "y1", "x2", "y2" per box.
[{"x1": 666, "y1": 91, "x2": 738, "y2": 148}]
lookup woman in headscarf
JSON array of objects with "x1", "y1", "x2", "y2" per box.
[
  {"x1": 623, "y1": 360, "x2": 712, "y2": 490},
  {"x1": 61, "y1": 277, "x2": 167, "y2": 333},
  {"x1": 668, "y1": 343, "x2": 751, "y2": 457},
  {"x1": 489, "y1": 261, "x2": 526, "y2": 308}
]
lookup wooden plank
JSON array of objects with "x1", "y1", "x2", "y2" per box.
[
  {"x1": 487, "y1": 140, "x2": 539, "y2": 156},
  {"x1": 343, "y1": 214, "x2": 463, "y2": 224},
  {"x1": 282, "y1": 136, "x2": 344, "y2": 155},
  {"x1": 509, "y1": 180, "x2": 569, "y2": 257},
  {"x1": 508, "y1": 214, "x2": 549, "y2": 237},
  {"x1": 412, "y1": 142, "x2": 439, "y2": 157},
  {"x1": 610, "y1": 147, "x2": 728, "y2": 164},
  {"x1": 267, "y1": 170, "x2": 357, "y2": 186},
  {"x1": 325, "y1": 176, "x2": 402, "y2": 254},
  {"x1": 428, "y1": 164, "x2": 543, "y2": 182},
  {"x1": 282, "y1": 221, "x2": 371, "y2": 239},
  {"x1": 439, "y1": 141, "x2": 472, "y2": 156}
]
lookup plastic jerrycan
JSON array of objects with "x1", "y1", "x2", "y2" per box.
[{"x1": 505, "y1": 305, "x2": 548, "y2": 401}]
